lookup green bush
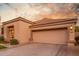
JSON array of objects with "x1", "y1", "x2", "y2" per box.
[
  {"x1": 75, "y1": 37, "x2": 79, "y2": 42},
  {"x1": 0, "y1": 45, "x2": 7, "y2": 49},
  {"x1": 10, "y1": 39, "x2": 19, "y2": 45},
  {"x1": 75, "y1": 26, "x2": 79, "y2": 32},
  {"x1": 0, "y1": 36, "x2": 4, "y2": 42},
  {"x1": 75, "y1": 36, "x2": 79, "y2": 46}
]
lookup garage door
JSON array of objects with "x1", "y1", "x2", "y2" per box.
[{"x1": 32, "y1": 28, "x2": 68, "y2": 44}]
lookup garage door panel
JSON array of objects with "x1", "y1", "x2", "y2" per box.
[{"x1": 32, "y1": 29, "x2": 68, "y2": 44}]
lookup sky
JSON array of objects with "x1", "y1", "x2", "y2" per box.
[{"x1": 0, "y1": 3, "x2": 79, "y2": 25}]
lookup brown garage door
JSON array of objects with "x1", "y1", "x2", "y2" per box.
[{"x1": 32, "y1": 28, "x2": 68, "y2": 44}]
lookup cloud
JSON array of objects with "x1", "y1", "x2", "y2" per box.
[{"x1": 0, "y1": 3, "x2": 79, "y2": 22}]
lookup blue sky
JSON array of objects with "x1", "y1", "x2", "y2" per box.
[{"x1": 0, "y1": 3, "x2": 79, "y2": 23}]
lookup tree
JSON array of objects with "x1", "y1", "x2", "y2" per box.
[{"x1": 75, "y1": 26, "x2": 79, "y2": 32}]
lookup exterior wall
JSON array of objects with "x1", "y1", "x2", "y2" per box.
[
  {"x1": 3, "y1": 21, "x2": 20, "y2": 42},
  {"x1": 3, "y1": 21, "x2": 31, "y2": 44},
  {"x1": 68, "y1": 24, "x2": 75, "y2": 43},
  {"x1": 17, "y1": 21, "x2": 31, "y2": 44}
]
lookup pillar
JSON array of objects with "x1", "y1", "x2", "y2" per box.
[{"x1": 68, "y1": 24, "x2": 75, "y2": 43}]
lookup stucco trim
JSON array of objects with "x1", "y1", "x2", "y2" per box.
[
  {"x1": 32, "y1": 27, "x2": 67, "y2": 31},
  {"x1": 3, "y1": 17, "x2": 33, "y2": 25},
  {"x1": 31, "y1": 18, "x2": 77, "y2": 28},
  {"x1": 31, "y1": 21, "x2": 76, "y2": 28},
  {"x1": 33, "y1": 18, "x2": 77, "y2": 25}
]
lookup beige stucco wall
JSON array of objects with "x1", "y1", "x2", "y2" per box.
[
  {"x1": 17, "y1": 21, "x2": 31, "y2": 44},
  {"x1": 3, "y1": 21, "x2": 31, "y2": 44},
  {"x1": 68, "y1": 24, "x2": 75, "y2": 43},
  {"x1": 3, "y1": 21, "x2": 19, "y2": 42}
]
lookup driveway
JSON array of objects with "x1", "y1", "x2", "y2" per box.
[{"x1": 0, "y1": 43, "x2": 79, "y2": 56}]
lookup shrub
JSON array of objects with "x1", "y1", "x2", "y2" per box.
[
  {"x1": 10, "y1": 39, "x2": 19, "y2": 45},
  {"x1": 0, "y1": 36, "x2": 4, "y2": 42},
  {"x1": 0, "y1": 45, "x2": 7, "y2": 49},
  {"x1": 75, "y1": 26, "x2": 79, "y2": 32},
  {"x1": 75, "y1": 36, "x2": 79, "y2": 42},
  {"x1": 75, "y1": 36, "x2": 79, "y2": 46}
]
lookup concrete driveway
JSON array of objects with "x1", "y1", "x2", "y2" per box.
[{"x1": 0, "y1": 43, "x2": 79, "y2": 56}]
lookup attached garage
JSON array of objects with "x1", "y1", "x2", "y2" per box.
[
  {"x1": 32, "y1": 28, "x2": 68, "y2": 44},
  {"x1": 31, "y1": 18, "x2": 77, "y2": 45}
]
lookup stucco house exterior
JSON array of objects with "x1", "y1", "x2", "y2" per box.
[
  {"x1": 31, "y1": 18, "x2": 77, "y2": 45},
  {"x1": 2, "y1": 17, "x2": 77, "y2": 44},
  {"x1": 3, "y1": 17, "x2": 33, "y2": 44}
]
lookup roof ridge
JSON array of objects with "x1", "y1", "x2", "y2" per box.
[
  {"x1": 3, "y1": 17, "x2": 33, "y2": 25},
  {"x1": 32, "y1": 18, "x2": 77, "y2": 25}
]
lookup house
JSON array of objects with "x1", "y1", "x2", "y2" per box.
[
  {"x1": 3, "y1": 17, "x2": 33, "y2": 44},
  {"x1": 0, "y1": 17, "x2": 2, "y2": 36},
  {"x1": 31, "y1": 18, "x2": 77, "y2": 45},
  {"x1": 2, "y1": 17, "x2": 77, "y2": 44}
]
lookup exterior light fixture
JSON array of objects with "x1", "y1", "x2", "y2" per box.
[
  {"x1": 70, "y1": 25, "x2": 73, "y2": 33},
  {"x1": 70, "y1": 26, "x2": 73, "y2": 30}
]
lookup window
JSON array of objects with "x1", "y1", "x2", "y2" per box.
[{"x1": 7, "y1": 26, "x2": 14, "y2": 39}]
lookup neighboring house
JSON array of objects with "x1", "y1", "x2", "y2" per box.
[
  {"x1": 0, "y1": 25, "x2": 1, "y2": 36},
  {"x1": 0, "y1": 25, "x2": 3, "y2": 36},
  {"x1": 3, "y1": 17, "x2": 33, "y2": 44},
  {"x1": 0, "y1": 17, "x2": 2, "y2": 36},
  {"x1": 2, "y1": 17, "x2": 77, "y2": 44}
]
